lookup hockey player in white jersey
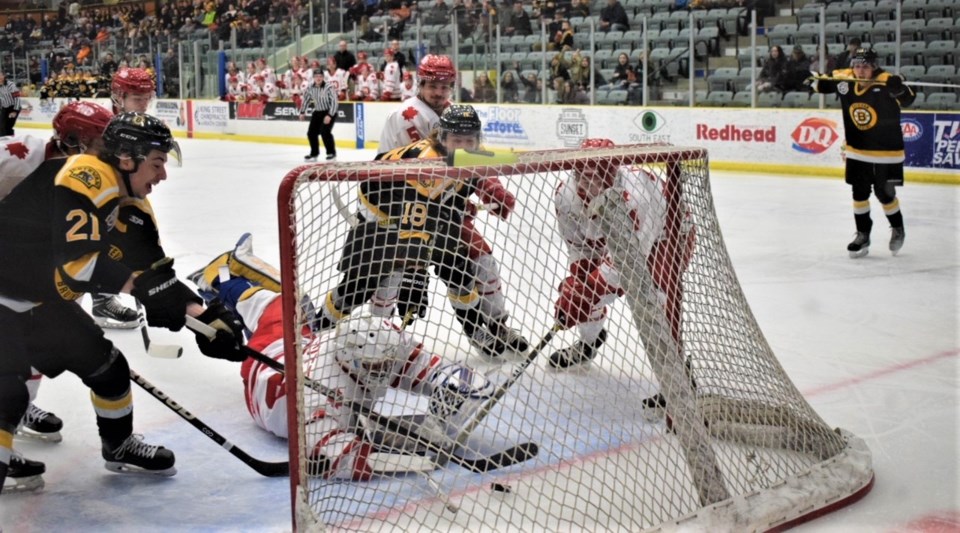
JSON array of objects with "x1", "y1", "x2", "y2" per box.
[
  {"x1": 551, "y1": 138, "x2": 696, "y2": 369},
  {"x1": 322, "y1": 56, "x2": 349, "y2": 100},
  {"x1": 190, "y1": 235, "x2": 497, "y2": 480},
  {"x1": 0, "y1": 135, "x2": 46, "y2": 199},
  {"x1": 378, "y1": 54, "x2": 454, "y2": 153}
]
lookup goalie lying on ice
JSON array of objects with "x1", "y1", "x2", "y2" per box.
[{"x1": 192, "y1": 239, "x2": 496, "y2": 481}]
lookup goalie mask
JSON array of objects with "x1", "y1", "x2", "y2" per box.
[
  {"x1": 334, "y1": 315, "x2": 405, "y2": 388},
  {"x1": 575, "y1": 138, "x2": 619, "y2": 199}
]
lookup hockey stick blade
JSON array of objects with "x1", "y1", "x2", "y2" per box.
[
  {"x1": 136, "y1": 301, "x2": 183, "y2": 358},
  {"x1": 447, "y1": 441, "x2": 539, "y2": 473},
  {"x1": 130, "y1": 368, "x2": 289, "y2": 477}
]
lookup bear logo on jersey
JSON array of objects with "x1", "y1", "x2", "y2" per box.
[
  {"x1": 848, "y1": 103, "x2": 878, "y2": 131},
  {"x1": 68, "y1": 167, "x2": 102, "y2": 189}
]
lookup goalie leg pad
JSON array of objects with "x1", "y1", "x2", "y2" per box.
[{"x1": 229, "y1": 233, "x2": 282, "y2": 292}]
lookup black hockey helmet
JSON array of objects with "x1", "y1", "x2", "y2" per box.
[
  {"x1": 850, "y1": 47, "x2": 878, "y2": 68},
  {"x1": 439, "y1": 105, "x2": 482, "y2": 137},
  {"x1": 102, "y1": 112, "x2": 175, "y2": 162}
]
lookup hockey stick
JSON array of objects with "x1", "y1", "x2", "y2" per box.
[
  {"x1": 454, "y1": 324, "x2": 562, "y2": 444},
  {"x1": 186, "y1": 316, "x2": 537, "y2": 473},
  {"x1": 135, "y1": 301, "x2": 183, "y2": 359},
  {"x1": 332, "y1": 182, "x2": 360, "y2": 228},
  {"x1": 129, "y1": 368, "x2": 292, "y2": 477},
  {"x1": 814, "y1": 76, "x2": 960, "y2": 89}
]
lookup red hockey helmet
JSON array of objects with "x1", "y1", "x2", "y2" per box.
[
  {"x1": 52, "y1": 101, "x2": 114, "y2": 151},
  {"x1": 575, "y1": 139, "x2": 618, "y2": 196},
  {"x1": 417, "y1": 54, "x2": 455, "y2": 83},
  {"x1": 111, "y1": 67, "x2": 156, "y2": 112}
]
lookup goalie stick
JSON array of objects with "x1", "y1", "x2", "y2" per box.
[
  {"x1": 130, "y1": 368, "x2": 292, "y2": 477},
  {"x1": 186, "y1": 316, "x2": 538, "y2": 474},
  {"x1": 136, "y1": 300, "x2": 183, "y2": 359}
]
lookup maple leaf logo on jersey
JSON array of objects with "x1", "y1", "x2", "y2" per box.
[
  {"x1": 401, "y1": 106, "x2": 419, "y2": 121},
  {"x1": 5, "y1": 142, "x2": 30, "y2": 160}
]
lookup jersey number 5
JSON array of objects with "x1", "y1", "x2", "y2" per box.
[{"x1": 65, "y1": 209, "x2": 102, "y2": 242}]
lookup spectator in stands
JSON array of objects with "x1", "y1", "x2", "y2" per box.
[
  {"x1": 549, "y1": 52, "x2": 571, "y2": 83},
  {"x1": 599, "y1": 0, "x2": 629, "y2": 32},
  {"x1": 755, "y1": 45, "x2": 786, "y2": 93},
  {"x1": 501, "y1": 70, "x2": 520, "y2": 102},
  {"x1": 426, "y1": 0, "x2": 452, "y2": 25},
  {"x1": 344, "y1": 0, "x2": 368, "y2": 29},
  {"x1": 605, "y1": 52, "x2": 638, "y2": 90},
  {"x1": 779, "y1": 44, "x2": 811, "y2": 92},
  {"x1": 358, "y1": 16, "x2": 382, "y2": 42},
  {"x1": 502, "y1": 2, "x2": 533, "y2": 38},
  {"x1": 472, "y1": 71, "x2": 496, "y2": 102},
  {"x1": 834, "y1": 38, "x2": 860, "y2": 70},
  {"x1": 552, "y1": 20, "x2": 575, "y2": 52},
  {"x1": 100, "y1": 52, "x2": 118, "y2": 78},
  {"x1": 570, "y1": 53, "x2": 605, "y2": 91},
  {"x1": 334, "y1": 40, "x2": 357, "y2": 72},
  {"x1": 809, "y1": 44, "x2": 836, "y2": 75},
  {"x1": 520, "y1": 72, "x2": 542, "y2": 103},
  {"x1": 570, "y1": 0, "x2": 591, "y2": 18},
  {"x1": 162, "y1": 49, "x2": 179, "y2": 98}
]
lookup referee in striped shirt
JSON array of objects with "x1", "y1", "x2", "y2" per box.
[
  {"x1": 299, "y1": 70, "x2": 338, "y2": 161},
  {"x1": 0, "y1": 71, "x2": 21, "y2": 137}
]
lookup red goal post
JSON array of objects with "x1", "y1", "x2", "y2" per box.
[{"x1": 277, "y1": 143, "x2": 874, "y2": 532}]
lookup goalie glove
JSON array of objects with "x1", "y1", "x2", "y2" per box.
[
  {"x1": 396, "y1": 267, "x2": 429, "y2": 323},
  {"x1": 428, "y1": 363, "x2": 495, "y2": 422},
  {"x1": 476, "y1": 177, "x2": 516, "y2": 220},
  {"x1": 193, "y1": 301, "x2": 247, "y2": 362},
  {"x1": 132, "y1": 257, "x2": 201, "y2": 331}
]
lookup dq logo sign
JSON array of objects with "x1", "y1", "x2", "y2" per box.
[
  {"x1": 791, "y1": 117, "x2": 840, "y2": 154},
  {"x1": 901, "y1": 119, "x2": 923, "y2": 142}
]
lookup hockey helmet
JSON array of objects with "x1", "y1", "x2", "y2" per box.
[
  {"x1": 358, "y1": 51, "x2": 368, "y2": 60},
  {"x1": 51, "y1": 101, "x2": 113, "y2": 151},
  {"x1": 102, "y1": 112, "x2": 176, "y2": 163},
  {"x1": 111, "y1": 67, "x2": 156, "y2": 109},
  {"x1": 417, "y1": 54, "x2": 456, "y2": 83},
  {"x1": 850, "y1": 47, "x2": 878, "y2": 68},
  {"x1": 333, "y1": 315, "x2": 404, "y2": 387},
  {"x1": 439, "y1": 104, "x2": 481, "y2": 137},
  {"x1": 575, "y1": 139, "x2": 619, "y2": 195}
]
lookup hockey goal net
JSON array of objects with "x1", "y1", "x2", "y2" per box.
[{"x1": 277, "y1": 144, "x2": 873, "y2": 532}]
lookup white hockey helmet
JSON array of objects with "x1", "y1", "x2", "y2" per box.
[{"x1": 333, "y1": 315, "x2": 404, "y2": 387}]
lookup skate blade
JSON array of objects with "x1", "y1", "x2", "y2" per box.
[
  {"x1": 93, "y1": 317, "x2": 140, "y2": 330},
  {"x1": 4, "y1": 474, "x2": 45, "y2": 493},
  {"x1": 16, "y1": 427, "x2": 63, "y2": 443},
  {"x1": 104, "y1": 461, "x2": 177, "y2": 477},
  {"x1": 641, "y1": 406, "x2": 666, "y2": 423},
  {"x1": 848, "y1": 248, "x2": 870, "y2": 259}
]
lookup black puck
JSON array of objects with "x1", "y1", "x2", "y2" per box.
[{"x1": 490, "y1": 482, "x2": 511, "y2": 493}]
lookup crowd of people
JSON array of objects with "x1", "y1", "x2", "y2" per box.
[{"x1": 755, "y1": 38, "x2": 859, "y2": 94}]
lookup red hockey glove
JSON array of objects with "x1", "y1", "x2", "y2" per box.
[
  {"x1": 477, "y1": 178, "x2": 516, "y2": 220},
  {"x1": 554, "y1": 276, "x2": 596, "y2": 329}
]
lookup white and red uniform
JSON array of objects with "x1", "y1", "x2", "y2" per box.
[
  {"x1": 0, "y1": 135, "x2": 48, "y2": 199},
  {"x1": 380, "y1": 60, "x2": 402, "y2": 101},
  {"x1": 553, "y1": 166, "x2": 691, "y2": 344},
  {"x1": 400, "y1": 77, "x2": 417, "y2": 100},
  {"x1": 378, "y1": 96, "x2": 446, "y2": 152},
  {"x1": 235, "y1": 289, "x2": 448, "y2": 480},
  {"x1": 323, "y1": 67, "x2": 349, "y2": 100}
]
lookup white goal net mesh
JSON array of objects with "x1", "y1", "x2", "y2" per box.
[{"x1": 277, "y1": 144, "x2": 873, "y2": 532}]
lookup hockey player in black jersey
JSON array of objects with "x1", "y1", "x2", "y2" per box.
[
  {"x1": 312, "y1": 105, "x2": 524, "y2": 357},
  {"x1": 0, "y1": 113, "x2": 246, "y2": 494},
  {"x1": 806, "y1": 48, "x2": 915, "y2": 258}
]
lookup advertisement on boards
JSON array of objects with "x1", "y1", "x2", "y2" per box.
[{"x1": 229, "y1": 101, "x2": 355, "y2": 123}]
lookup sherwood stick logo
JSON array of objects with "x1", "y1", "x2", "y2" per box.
[{"x1": 132, "y1": 373, "x2": 197, "y2": 421}]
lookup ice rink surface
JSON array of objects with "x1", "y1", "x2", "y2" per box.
[{"x1": 1, "y1": 135, "x2": 957, "y2": 532}]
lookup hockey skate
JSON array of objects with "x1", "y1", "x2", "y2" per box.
[
  {"x1": 549, "y1": 329, "x2": 607, "y2": 369},
  {"x1": 488, "y1": 316, "x2": 530, "y2": 353},
  {"x1": 91, "y1": 294, "x2": 139, "y2": 329},
  {"x1": 186, "y1": 251, "x2": 230, "y2": 302},
  {"x1": 17, "y1": 403, "x2": 64, "y2": 443},
  {"x1": 641, "y1": 393, "x2": 668, "y2": 422},
  {"x1": 890, "y1": 227, "x2": 905, "y2": 255},
  {"x1": 3, "y1": 453, "x2": 46, "y2": 494},
  {"x1": 102, "y1": 434, "x2": 176, "y2": 476},
  {"x1": 467, "y1": 328, "x2": 507, "y2": 358},
  {"x1": 847, "y1": 232, "x2": 871, "y2": 259}
]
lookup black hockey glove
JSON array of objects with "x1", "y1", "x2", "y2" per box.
[
  {"x1": 132, "y1": 257, "x2": 202, "y2": 331},
  {"x1": 397, "y1": 267, "x2": 429, "y2": 324},
  {"x1": 886, "y1": 74, "x2": 905, "y2": 96},
  {"x1": 194, "y1": 301, "x2": 247, "y2": 362}
]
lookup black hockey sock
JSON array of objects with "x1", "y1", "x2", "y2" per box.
[
  {"x1": 885, "y1": 210, "x2": 904, "y2": 229},
  {"x1": 854, "y1": 213, "x2": 872, "y2": 234}
]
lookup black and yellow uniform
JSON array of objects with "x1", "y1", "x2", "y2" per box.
[
  {"x1": 316, "y1": 138, "x2": 483, "y2": 331},
  {"x1": 810, "y1": 55, "x2": 915, "y2": 255},
  {"x1": 0, "y1": 154, "x2": 139, "y2": 454}
]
